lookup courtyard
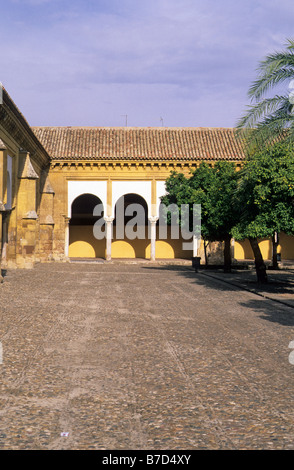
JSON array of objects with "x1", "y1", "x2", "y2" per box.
[{"x1": 0, "y1": 262, "x2": 294, "y2": 450}]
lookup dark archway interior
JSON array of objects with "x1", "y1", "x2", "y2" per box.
[
  {"x1": 70, "y1": 194, "x2": 104, "y2": 226},
  {"x1": 114, "y1": 193, "x2": 148, "y2": 226}
]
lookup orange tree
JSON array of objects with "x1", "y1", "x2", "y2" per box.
[
  {"x1": 232, "y1": 142, "x2": 294, "y2": 283},
  {"x1": 161, "y1": 161, "x2": 239, "y2": 272}
]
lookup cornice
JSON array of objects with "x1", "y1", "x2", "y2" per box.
[
  {"x1": 49, "y1": 160, "x2": 201, "y2": 171},
  {"x1": 49, "y1": 159, "x2": 242, "y2": 171}
]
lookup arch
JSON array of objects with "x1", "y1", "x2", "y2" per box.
[
  {"x1": 112, "y1": 193, "x2": 149, "y2": 259},
  {"x1": 234, "y1": 240, "x2": 253, "y2": 260},
  {"x1": 67, "y1": 180, "x2": 107, "y2": 217},
  {"x1": 69, "y1": 193, "x2": 106, "y2": 258},
  {"x1": 70, "y1": 193, "x2": 104, "y2": 225},
  {"x1": 111, "y1": 181, "x2": 152, "y2": 218},
  {"x1": 114, "y1": 193, "x2": 149, "y2": 226}
]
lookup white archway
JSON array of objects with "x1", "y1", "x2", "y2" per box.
[
  {"x1": 111, "y1": 181, "x2": 152, "y2": 218},
  {"x1": 67, "y1": 181, "x2": 107, "y2": 218},
  {"x1": 68, "y1": 193, "x2": 106, "y2": 259}
]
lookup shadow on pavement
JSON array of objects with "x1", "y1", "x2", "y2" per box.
[
  {"x1": 238, "y1": 299, "x2": 294, "y2": 326},
  {"x1": 142, "y1": 264, "x2": 294, "y2": 327}
]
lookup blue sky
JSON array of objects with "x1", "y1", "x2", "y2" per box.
[{"x1": 1, "y1": 0, "x2": 294, "y2": 127}]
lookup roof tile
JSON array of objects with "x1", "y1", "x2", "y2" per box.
[{"x1": 32, "y1": 127, "x2": 245, "y2": 162}]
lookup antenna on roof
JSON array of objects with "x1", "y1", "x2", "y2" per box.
[
  {"x1": 160, "y1": 117, "x2": 164, "y2": 127},
  {"x1": 121, "y1": 115, "x2": 128, "y2": 127}
]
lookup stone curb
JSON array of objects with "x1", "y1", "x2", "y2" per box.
[{"x1": 199, "y1": 271, "x2": 294, "y2": 310}]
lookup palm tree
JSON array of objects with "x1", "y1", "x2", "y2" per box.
[{"x1": 237, "y1": 39, "x2": 294, "y2": 148}]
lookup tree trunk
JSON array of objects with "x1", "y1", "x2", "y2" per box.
[
  {"x1": 249, "y1": 238, "x2": 268, "y2": 284},
  {"x1": 204, "y1": 240, "x2": 209, "y2": 266},
  {"x1": 271, "y1": 232, "x2": 279, "y2": 269},
  {"x1": 223, "y1": 234, "x2": 232, "y2": 273}
]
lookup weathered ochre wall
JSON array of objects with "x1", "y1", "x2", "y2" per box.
[
  {"x1": 279, "y1": 232, "x2": 294, "y2": 260},
  {"x1": 0, "y1": 129, "x2": 53, "y2": 268}
]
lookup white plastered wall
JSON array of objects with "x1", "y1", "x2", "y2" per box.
[
  {"x1": 67, "y1": 181, "x2": 107, "y2": 217},
  {"x1": 67, "y1": 180, "x2": 167, "y2": 219},
  {"x1": 111, "y1": 181, "x2": 152, "y2": 218},
  {"x1": 156, "y1": 181, "x2": 166, "y2": 215}
]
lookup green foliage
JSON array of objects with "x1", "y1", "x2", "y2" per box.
[
  {"x1": 162, "y1": 143, "x2": 294, "y2": 246},
  {"x1": 232, "y1": 142, "x2": 294, "y2": 240},
  {"x1": 161, "y1": 161, "x2": 239, "y2": 242}
]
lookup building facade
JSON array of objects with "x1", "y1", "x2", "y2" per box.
[
  {"x1": 0, "y1": 86, "x2": 293, "y2": 276},
  {"x1": 0, "y1": 87, "x2": 53, "y2": 277}
]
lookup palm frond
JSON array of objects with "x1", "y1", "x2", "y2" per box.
[
  {"x1": 237, "y1": 40, "x2": 294, "y2": 149},
  {"x1": 237, "y1": 96, "x2": 294, "y2": 150},
  {"x1": 237, "y1": 95, "x2": 289, "y2": 129},
  {"x1": 248, "y1": 66, "x2": 294, "y2": 101},
  {"x1": 247, "y1": 39, "x2": 294, "y2": 100}
]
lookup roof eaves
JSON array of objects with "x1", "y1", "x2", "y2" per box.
[{"x1": 1, "y1": 86, "x2": 51, "y2": 163}]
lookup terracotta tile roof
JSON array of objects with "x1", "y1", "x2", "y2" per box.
[{"x1": 32, "y1": 126, "x2": 245, "y2": 162}]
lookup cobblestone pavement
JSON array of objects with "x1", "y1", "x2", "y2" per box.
[
  {"x1": 200, "y1": 267, "x2": 294, "y2": 308},
  {"x1": 1, "y1": 262, "x2": 294, "y2": 450}
]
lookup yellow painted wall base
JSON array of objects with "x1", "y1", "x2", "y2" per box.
[
  {"x1": 234, "y1": 232, "x2": 294, "y2": 261},
  {"x1": 69, "y1": 225, "x2": 193, "y2": 259},
  {"x1": 69, "y1": 224, "x2": 294, "y2": 261},
  {"x1": 68, "y1": 226, "x2": 294, "y2": 261},
  {"x1": 234, "y1": 238, "x2": 271, "y2": 260},
  {"x1": 69, "y1": 225, "x2": 106, "y2": 258}
]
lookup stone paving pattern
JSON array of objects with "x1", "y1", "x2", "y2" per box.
[{"x1": 0, "y1": 262, "x2": 294, "y2": 450}]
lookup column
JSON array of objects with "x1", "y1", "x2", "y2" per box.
[
  {"x1": 149, "y1": 216, "x2": 158, "y2": 261},
  {"x1": 104, "y1": 216, "x2": 114, "y2": 261},
  {"x1": 64, "y1": 216, "x2": 71, "y2": 259},
  {"x1": 192, "y1": 234, "x2": 202, "y2": 257},
  {"x1": 231, "y1": 237, "x2": 235, "y2": 260}
]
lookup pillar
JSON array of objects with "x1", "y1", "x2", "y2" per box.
[
  {"x1": 64, "y1": 216, "x2": 71, "y2": 259},
  {"x1": 231, "y1": 237, "x2": 235, "y2": 261},
  {"x1": 149, "y1": 216, "x2": 158, "y2": 261},
  {"x1": 192, "y1": 234, "x2": 202, "y2": 257},
  {"x1": 104, "y1": 216, "x2": 114, "y2": 261}
]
